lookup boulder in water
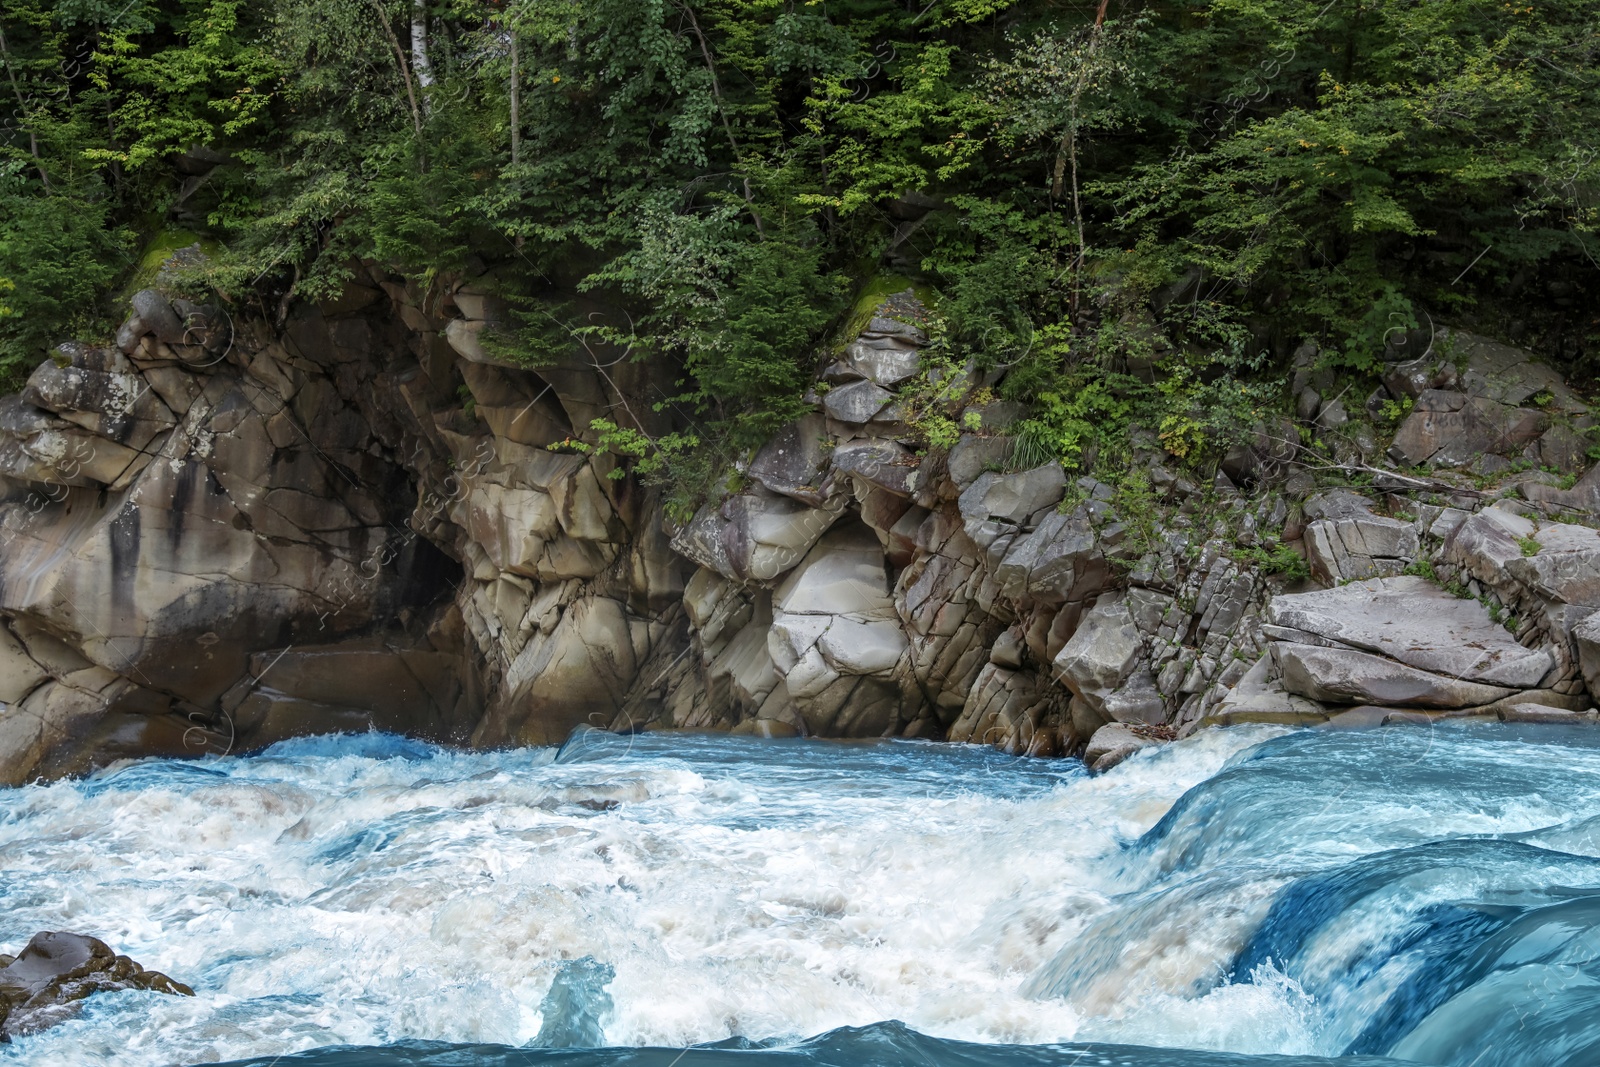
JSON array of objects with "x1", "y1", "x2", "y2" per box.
[
  {"x1": 0, "y1": 931, "x2": 192, "y2": 1039},
  {"x1": 1084, "y1": 721, "x2": 1163, "y2": 772},
  {"x1": 529, "y1": 956, "x2": 613, "y2": 1049}
]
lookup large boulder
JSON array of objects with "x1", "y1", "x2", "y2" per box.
[
  {"x1": 826, "y1": 336, "x2": 922, "y2": 388},
  {"x1": 1389, "y1": 389, "x2": 1547, "y2": 467},
  {"x1": 127, "y1": 289, "x2": 186, "y2": 345},
  {"x1": 1525, "y1": 464, "x2": 1600, "y2": 518},
  {"x1": 995, "y1": 507, "x2": 1108, "y2": 604},
  {"x1": 1442, "y1": 330, "x2": 1590, "y2": 412},
  {"x1": 1084, "y1": 722, "x2": 1158, "y2": 773},
  {"x1": 0, "y1": 443, "x2": 442, "y2": 728},
  {"x1": 823, "y1": 292, "x2": 928, "y2": 389},
  {"x1": 1504, "y1": 522, "x2": 1600, "y2": 612},
  {"x1": 1206, "y1": 652, "x2": 1329, "y2": 725},
  {"x1": 823, "y1": 379, "x2": 894, "y2": 424},
  {"x1": 772, "y1": 521, "x2": 896, "y2": 618},
  {"x1": 1442, "y1": 508, "x2": 1535, "y2": 601},
  {"x1": 831, "y1": 438, "x2": 919, "y2": 497},
  {"x1": 1267, "y1": 576, "x2": 1553, "y2": 687},
  {"x1": 957, "y1": 463, "x2": 1066, "y2": 548},
  {"x1": 23, "y1": 359, "x2": 177, "y2": 452},
  {"x1": 946, "y1": 435, "x2": 1015, "y2": 489},
  {"x1": 748, "y1": 414, "x2": 834, "y2": 505},
  {"x1": 458, "y1": 362, "x2": 571, "y2": 448},
  {"x1": 767, "y1": 523, "x2": 910, "y2": 736},
  {"x1": 670, "y1": 488, "x2": 846, "y2": 583},
  {"x1": 1051, "y1": 593, "x2": 1144, "y2": 717},
  {"x1": 1440, "y1": 510, "x2": 1600, "y2": 653}
]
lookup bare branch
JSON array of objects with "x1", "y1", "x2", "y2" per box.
[
  {"x1": 0, "y1": 26, "x2": 51, "y2": 191},
  {"x1": 366, "y1": 0, "x2": 425, "y2": 144}
]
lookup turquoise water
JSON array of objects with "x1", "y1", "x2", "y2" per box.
[{"x1": 4, "y1": 723, "x2": 1600, "y2": 1065}]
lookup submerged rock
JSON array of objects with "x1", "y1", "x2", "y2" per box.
[
  {"x1": 0, "y1": 931, "x2": 192, "y2": 1039},
  {"x1": 528, "y1": 956, "x2": 614, "y2": 1049}
]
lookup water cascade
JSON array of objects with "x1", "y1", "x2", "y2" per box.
[{"x1": 5, "y1": 724, "x2": 1600, "y2": 1066}]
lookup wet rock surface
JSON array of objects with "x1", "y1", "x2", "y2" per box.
[{"x1": 0, "y1": 932, "x2": 191, "y2": 1039}]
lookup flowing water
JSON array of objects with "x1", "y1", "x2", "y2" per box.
[{"x1": 4, "y1": 721, "x2": 1600, "y2": 1066}]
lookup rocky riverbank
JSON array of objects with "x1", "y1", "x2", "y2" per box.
[{"x1": 0, "y1": 267, "x2": 1596, "y2": 781}]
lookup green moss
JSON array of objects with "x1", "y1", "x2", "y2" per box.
[
  {"x1": 838, "y1": 274, "x2": 935, "y2": 345},
  {"x1": 121, "y1": 228, "x2": 223, "y2": 298}
]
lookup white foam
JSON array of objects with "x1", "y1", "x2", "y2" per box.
[
  {"x1": 12, "y1": 720, "x2": 1598, "y2": 1066},
  {"x1": 0, "y1": 730, "x2": 1282, "y2": 1065}
]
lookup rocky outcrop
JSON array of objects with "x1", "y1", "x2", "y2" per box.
[
  {"x1": 1383, "y1": 329, "x2": 1589, "y2": 472},
  {"x1": 0, "y1": 292, "x2": 471, "y2": 781},
  {"x1": 0, "y1": 255, "x2": 730, "y2": 779},
  {"x1": 1214, "y1": 512, "x2": 1597, "y2": 726},
  {"x1": 0, "y1": 931, "x2": 191, "y2": 1039},
  {"x1": 0, "y1": 268, "x2": 1597, "y2": 779}
]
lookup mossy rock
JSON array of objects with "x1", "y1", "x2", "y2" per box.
[
  {"x1": 838, "y1": 274, "x2": 936, "y2": 347},
  {"x1": 120, "y1": 228, "x2": 221, "y2": 299}
]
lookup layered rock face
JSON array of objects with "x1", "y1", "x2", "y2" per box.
[
  {"x1": 1215, "y1": 502, "x2": 1600, "y2": 730},
  {"x1": 0, "y1": 272, "x2": 1597, "y2": 780},
  {"x1": 0, "y1": 293, "x2": 472, "y2": 782}
]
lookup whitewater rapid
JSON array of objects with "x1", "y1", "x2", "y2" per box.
[{"x1": 4, "y1": 721, "x2": 1600, "y2": 1066}]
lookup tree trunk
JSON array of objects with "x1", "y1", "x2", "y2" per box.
[
  {"x1": 509, "y1": 32, "x2": 520, "y2": 166},
  {"x1": 1057, "y1": 0, "x2": 1111, "y2": 315},
  {"x1": 366, "y1": 0, "x2": 425, "y2": 155},
  {"x1": 411, "y1": 0, "x2": 433, "y2": 90}
]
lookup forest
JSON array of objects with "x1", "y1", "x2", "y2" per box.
[{"x1": 1, "y1": 0, "x2": 1597, "y2": 490}]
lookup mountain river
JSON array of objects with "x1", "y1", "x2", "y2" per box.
[{"x1": 3, "y1": 721, "x2": 1600, "y2": 1066}]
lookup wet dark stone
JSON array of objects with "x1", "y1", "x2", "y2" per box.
[{"x1": 0, "y1": 931, "x2": 193, "y2": 1040}]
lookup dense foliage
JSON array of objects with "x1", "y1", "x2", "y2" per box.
[{"x1": 2, "y1": 0, "x2": 1597, "y2": 476}]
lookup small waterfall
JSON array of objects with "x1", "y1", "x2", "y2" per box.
[
  {"x1": 529, "y1": 957, "x2": 615, "y2": 1048},
  {"x1": 5, "y1": 722, "x2": 1600, "y2": 1066}
]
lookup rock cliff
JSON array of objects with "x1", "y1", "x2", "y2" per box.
[{"x1": 1, "y1": 269, "x2": 1597, "y2": 781}]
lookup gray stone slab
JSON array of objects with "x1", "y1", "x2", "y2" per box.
[
  {"x1": 1268, "y1": 575, "x2": 1552, "y2": 687},
  {"x1": 1277, "y1": 643, "x2": 1516, "y2": 708},
  {"x1": 823, "y1": 380, "x2": 893, "y2": 424}
]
